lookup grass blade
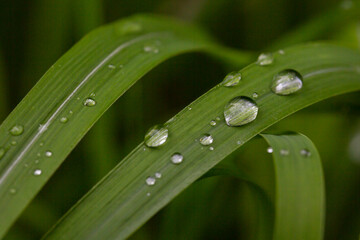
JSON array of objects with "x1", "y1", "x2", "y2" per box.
[
  {"x1": 0, "y1": 14, "x2": 251, "y2": 237},
  {"x1": 44, "y1": 43, "x2": 360, "y2": 239}
]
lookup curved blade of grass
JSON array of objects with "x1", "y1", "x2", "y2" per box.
[
  {"x1": 261, "y1": 133, "x2": 325, "y2": 240},
  {"x1": 44, "y1": 43, "x2": 360, "y2": 239},
  {"x1": 0, "y1": 14, "x2": 252, "y2": 238}
]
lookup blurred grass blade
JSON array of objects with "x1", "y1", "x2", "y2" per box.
[
  {"x1": 44, "y1": 43, "x2": 360, "y2": 239},
  {"x1": 0, "y1": 14, "x2": 252, "y2": 238},
  {"x1": 261, "y1": 133, "x2": 325, "y2": 240}
]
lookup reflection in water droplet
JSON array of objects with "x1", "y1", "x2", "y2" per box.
[
  {"x1": 267, "y1": 147, "x2": 273, "y2": 153},
  {"x1": 60, "y1": 117, "x2": 68, "y2": 123},
  {"x1": 300, "y1": 149, "x2": 311, "y2": 157},
  {"x1": 33, "y1": 169, "x2": 42, "y2": 176},
  {"x1": 10, "y1": 125, "x2": 24, "y2": 136},
  {"x1": 155, "y1": 172, "x2": 162, "y2": 178},
  {"x1": 146, "y1": 177, "x2": 156, "y2": 186},
  {"x1": 83, "y1": 98, "x2": 96, "y2": 107},
  {"x1": 271, "y1": 69, "x2": 303, "y2": 95},
  {"x1": 0, "y1": 148, "x2": 5, "y2": 159},
  {"x1": 210, "y1": 120, "x2": 217, "y2": 126},
  {"x1": 221, "y1": 71, "x2": 242, "y2": 87},
  {"x1": 9, "y1": 188, "x2": 17, "y2": 194},
  {"x1": 45, "y1": 151, "x2": 52, "y2": 157},
  {"x1": 280, "y1": 149, "x2": 290, "y2": 156},
  {"x1": 200, "y1": 134, "x2": 214, "y2": 146},
  {"x1": 144, "y1": 125, "x2": 168, "y2": 147},
  {"x1": 224, "y1": 97, "x2": 258, "y2": 127},
  {"x1": 257, "y1": 53, "x2": 274, "y2": 66},
  {"x1": 171, "y1": 153, "x2": 183, "y2": 165}
]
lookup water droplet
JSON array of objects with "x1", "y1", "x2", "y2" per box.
[
  {"x1": 117, "y1": 21, "x2": 142, "y2": 35},
  {"x1": 171, "y1": 153, "x2": 184, "y2": 164},
  {"x1": 0, "y1": 148, "x2": 5, "y2": 159},
  {"x1": 39, "y1": 142, "x2": 44, "y2": 147},
  {"x1": 35, "y1": 159, "x2": 40, "y2": 164},
  {"x1": 24, "y1": 163, "x2": 29, "y2": 168},
  {"x1": 210, "y1": 120, "x2": 217, "y2": 126},
  {"x1": 155, "y1": 172, "x2": 162, "y2": 178},
  {"x1": 146, "y1": 177, "x2": 156, "y2": 186},
  {"x1": 300, "y1": 149, "x2": 311, "y2": 157},
  {"x1": 146, "y1": 192, "x2": 151, "y2": 197},
  {"x1": 37, "y1": 152, "x2": 41, "y2": 157},
  {"x1": 69, "y1": 110, "x2": 73, "y2": 115},
  {"x1": 83, "y1": 98, "x2": 96, "y2": 107},
  {"x1": 9, "y1": 188, "x2": 16, "y2": 194},
  {"x1": 280, "y1": 149, "x2": 290, "y2": 156},
  {"x1": 188, "y1": 107, "x2": 192, "y2": 111},
  {"x1": 267, "y1": 147, "x2": 273, "y2": 153},
  {"x1": 209, "y1": 146, "x2": 214, "y2": 151},
  {"x1": 237, "y1": 140, "x2": 242, "y2": 145},
  {"x1": 11, "y1": 141, "x2": 17, "y2": 146},
  {"x1": 144, "y1": 125, "x2": 168, "y2": 147},
  {"x1": 10, "y1": 125, "x2": 24, "y2": 136},
  {"x1": 271, "y1": 69, "x2": 303, "y2": 95},
  {"x1": 278, "y1": 49, "x2": 285, "y2": 55},
  {"x1": 144, "y1": 45, "x2": 159, "y2": 54},
  {"x1": 224, "y1": 97, "x2": 258, "y2": 127},
  {"x1": 60, "y1": 117, "x2": 68, "y2": 123},
  {"x1": 33, "y1": 169, "x2": 42, "y2": 176},
  {"x1": 90, "y1": 92, "x2": 96, "y2": 97},
  {"x1": 45, "y1": 151, "x2": 52, "y2": 157},
  {"x1": 221, "y1": 71, "x2": 242, "y2": 87},
  {"x1": 215, "y1": 117, "x2": 221, "y2": 121},
  {"x1": 108, "y1": 64, "x2": 116, "y2": 69},
  {"x1": 199, "y1": 134, "x2": 214, "y2": 146},
  {"x1": 252, "y1": 92, "x2": 259, "y2": 98},
  {"x1": 257, "y1": 53, "x2": 274, "y2": 66}
]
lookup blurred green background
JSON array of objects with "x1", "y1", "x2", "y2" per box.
[{"x1": 0, "y1": 0, "x2": 359, "y2": 239}]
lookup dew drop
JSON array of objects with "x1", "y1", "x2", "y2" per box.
[
  {"x1": 257, "y1": 53, "x2": 274, "y2": 66},
  {"x1": 11, "y1": 141, "x2": 17, "y2": 146},
  {"x1": 35, "y1": 160, "x2": 40, "y2": 164},
  {"x1": 221, "y1": 71, "x2": 242, "y2": 87},
  {"x1": 280, "y1": 149, "x2": 290, "y2": 156},
  {"x1": 0, "y1": 148, "x2": 5, "y2": 159},
  {"x1": 146, "y1": 177, "x2": 156, "y2": 186},
  {"x1": 10, "y1": 125, "x2": 24, "y2": 136},
  {"x1": 33, "y1": 169, "x2": 42, "y2": 176},
  {"x1": 155, "y1": 172, "x2": 162, "y2": 178},
  {"x1": 90, "y1": 92, "x2": 96, "y2": 97},
  {"x1": 144, "y1": 45, "x2": 159, "y2": 54},
  {"x1": 117, "y1": 21, "x2": 142, "y2": 35},
  {"x1": 252, "y1": 92, "x2": 259, "y2": 99},
  {"x1": 215, "y1": 117, "x2": 221, "y2": 121},
  {"x1": 199, "y1": 134, "x2": 214, "y2": 146},
  {"x1": 237, "y1": 140, "x2": 242, "y2": 145},
  {"x1": 210, "y1": 120, "x2": 217, "y2": 126},
  {"x1": 83, "y1": 98, "x2": 96, "y2": 107},
  {"x1": 45, "y1": 151, "x2": 52, "y2": 157},
  {"x1": 171, "y1": 153, "x2": 183, "y2": 164},
  {"x1": 224, "y1": 96, "x2": 258, "y2": 127},
  {"x1": 39, "y1": 142, "x2": 44, "y2": 147},
  {"x1": 144, "y1": 125, "x2": 168, "y2": 147},
  {"x1": 108, "y1": 64, "x2": 116, "y2": 69},
  {"x1": 209, "y1": 146, "x2": 214, "y2": 151},
  {"x1": 300, "y1": 149, "x2": 312, "y2": 157},
  {"x1": 267, "y1": 147, "x2": 273, "y2": 153},
  {"x1": 146, "y1": 192, "x2": 151, "y2": 197},
  {"x1": 60, "y1": 117, "x2": 68, "y2": 123},
  {"x1": 271, "y1": 69, "x2": 303, "y2": 95},
  {"x1": 9, "y1": 188, "x2": 17, "y2": 194},
  {"x1": 188, "y1": 107, "x2": 192, "y2": 111},
  {"x1": 278, "y1": 49, "x2": 285, "y2": 55}
]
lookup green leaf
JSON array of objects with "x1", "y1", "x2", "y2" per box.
[
  {"x1": 0, "y1": 14, "x2": 251, "y2": 238},
  {"x1": 261, "y1": 133, "x2": 325, "y2": 240},
  {"x1": 43, "y1": 42, "x2": 360, "y2": 239}
]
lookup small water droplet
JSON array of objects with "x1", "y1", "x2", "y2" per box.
[
  {"x1": 11, "y1": 141, "x2": 17, "y2": 146},
  {"x1": 144, "y1": 45, "x2": 159, "y2": 54},
  {"x1": 155, "y1": 172, "x2": 162, "y2": 178},
  {"x1": 24, "y1": 163, "x2": 29, "y2": 168},
  {"x1": 0, "y1": 148, "x2": 5, "y2": 159},
  {"x1": 209, "y1": 146, "x2": 214, "y2": 151},
  {"x1": 108, "y1": 64, "x2": 116, "y2": 69},
  {"x1": 9, "y1": 188, "x2": 16, "y2": 194},
  {"x1": 33, "y1": 169, "x2": 42, "y2": 176},
  {"x1": 280, "y1": 149, "x2": 290, "y2": 156},
  {"x1": 300, "y1": 149, "x2": 311, "y2": 157},
  {"x1": 143, "y1": 147, "x2": 146, "y2": 151},
  {"x1": 271, "y1": 69, "x2": 303, "y2": 95},
  {"x1": 252, "y1": 92, "x2": 259, "y2": 98},
  {"x1": 45, "y1": 151, "x2": 52, "y2": 157},
  {"x1": 267, "y1": 147, "x2": 273, "y2": 153},
  {"x1": 210, "y1": 120, "x2": 217, "y2": 126},
  {"x1": 146, "y1": 192, "x2": 151, "y2": 197},
  {"x1": 35, "y1": 159, "x2": 40, "y2": 164},
  {"x1": 278, "y1": 49, "x2": 285, "y2": 55},
  {"x1": 60, "y1": 117, "x2": 68, "y2": 123},
  {"x1": 144, "y1": 125, "x2": 168, "y2": 147},
  {"x1": 39, "y1": 142, "x2": 44, "y2": 147},
  {"x1": 117, "y1": 21, "x2": 142, "y2": 35},
  {"x1": 171, "y1": 153, "x2": 183, "y2": 164},
  {"x1": 257, "y1": 53, "x2": 274, "y2": 66},
  {"x1": 215, "y1": 117, "x2": 221, "y2": 121},
  {"x1": 83, "y1": 98, "x2": 96, "y2": 107},
  {"x1": 37, "y1": 152, "x2": 41, "y2": 157},
  {"x1": 224, "y1": 96, "x2": 258, "y2": 127},
  {"x1": 90, "y1": 92, "x2": 96, "y2": 97},
  {"x1": 146, "y1": 177, "x2": 156, "y2": 186},
  {"x1": 10, "y1": 125, "x2": 24, "y2": 136},
  {"x1": 188, "y1": 107, "x2": 192, "y2": 111},
  {"x1": 199, "y1": 134, "x2": 214, "y2": 146},
  {"x1": 69, "y1": 110, "x2": 73, "y2": 115},
  {"x1": 237, "y1": 140, "x2": 242, "y2": 145},
  {"x1": 221, "y1": 71, "x2": 242, "y2": 87}
]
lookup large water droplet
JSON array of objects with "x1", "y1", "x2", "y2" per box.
[
  {"x1": 0, "y1": 148, "x2": 5, "y2": 159},
  {"x1": 257, "y1": 53, "x2": 274, "y2": 66},
  {"x1": 224, "y1": 97, "x2": 258, "y2": 126},
  {"x1": 200, "y1": 134, "x2": 214, "y2": 146},
  {"x1": 271, "y1": 69, "x2": 303, "y2": 95},
  {"x1": 171, "y1": 153, "x2": 183, "y2": 164},
  {"x1": 83, "y1": 98, "x2": 96, "y2": 107},
  {"x1": 33, "y1": 169, "x2": 42, "y2": 176},
  {"x1": 221, "y1": 71, "x2": 242, "y2": 87},
  {"x1": 144, "y1": 125, "x2": 168, "y2": 147},
  {"x1": 146, "y1": 177, "x2": 156, "y2": 186},
  {"x1": 10, "y1": 125, "x2": 24, "y2": 136}
]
